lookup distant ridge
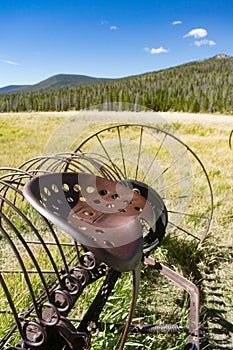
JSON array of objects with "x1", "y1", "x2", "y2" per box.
[
  {"x1": 0, "y1": 54, "x2": 232, "y2": 95},
  {"x1": 0, "y1": 54, "x2": 233, "y2": 114},
  {"x1": 0, "y1": 84, "x2": 30, "y2": 94},
  {"x1": 0, "y1": 74, "x2": 112, "y2": 94}
]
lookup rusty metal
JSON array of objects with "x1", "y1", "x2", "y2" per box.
[
  {"x1": 144, "y1": 256, "x2": 200, "y2": 349},
  {"x1": 23, "y1": 172, "x2": 156, "y2": 272},
  {"x1": 0, "y1": 123, "x2": 214, "y2": 349},
  {"x1": 229, "y1": 129, "x2": 233, "y2": 149}
]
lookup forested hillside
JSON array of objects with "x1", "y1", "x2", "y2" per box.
[
  {"x1": 0, "y1": 74, "x2": 111, "y2": 94},
  {"x1": 0, "y1": 54, "x2": 232, "y2": 113}
]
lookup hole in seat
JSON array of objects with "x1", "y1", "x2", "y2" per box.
[
  {"x1": 104, "y1": 240, "x2": 114, "y2": 247},
  {"x1": 51, "y1": 184, "x2": 59, "y2": 193},
  {"x1": 73, "y1": 184, "x2": 81, "y2": 192},
  {"x1": 86, "y1": 186, "x2": 95, "y2": 193},
  {"x1": 63, "y1": 183, "x2": 69, "y2": 192},
  {"x1": 99, "y1": 189, "x2": 108, "y2": 196}
]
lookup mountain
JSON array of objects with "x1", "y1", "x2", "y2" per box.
[
  {"x1": 0, "y1": 74, "x2": 112, "y2": 94},
  {"x1": 0, "y1": 54, "x2": 233, "y2": 114},
  {"x1": 0, "y1": 85, "x2": 30, "y2": 94}
]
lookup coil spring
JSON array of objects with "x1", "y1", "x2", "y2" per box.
[{"x1": 134, "y1": 323, "x2": 189, "y2": 334}]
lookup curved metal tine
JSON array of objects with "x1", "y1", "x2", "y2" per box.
[
  {"x1": 0, "y1": 169, "x2": 35, "y2": 211},
  {"x1": 0, "y1": 195, "x2": 57, "y2": 297},
  {"x1": 18, "y1": 152, "x2": 87, "y2": 172},
  {"x1": 0, "y1": 167, "x2": 79, "y2": 270},
  {"x1": 63, "y1": 152, "x2": 125, "y2": 181},
  {"x1": 0, "y1": 190, "x2": 62, "y2": 284},
  {"x1": 32, "y1": 152, "x2": 95, "y2": 174},
  {"x1": 0, "y1": 170, "x2": 29, "y2": 230},
  {"x1": 0, "y1": 178, "x2": 71, "y2": 275},
  {"x1": 19, "y1": 153, "x2": 77, "y2": 174},
  {"x1": 34, "y1": 153, "x2": 94, "y2": 173},
  {"x1": 0, "y1": 167, "x2": 32, "y2": 185},
  {"x1": 18, "y1": 154, "x2": 61, "y2": 172},
  {"x1": 18, "y1": 152, "x2": 103, "y2": 177},
  {"x1": 23, "y1": 152, "x2": 104, "y2": 176},
  {"x1": 229, "y1": 130, "x2": 233, "y2": 149},
  {"x1": 80, "y1": 152, "x2": 126, "y2": 181},
  {"x1": 75, "y1": 124, "x2": 158, "y2": 180},
  {"x1": 0, "y1": 272, "x2": 25, "y2": 345},
  {"x1": 118, "y1": 264, "x2": 141, "y2": 350},
  {"x1": 60, "y1": 152, "x2": 102, "y2": 174},
  {"x1": 75, "y1": 124, "x2": 161, "y2": 180},
  {"x1": 0, "y1": 214, "x2": 43, "y2": 320},
  {"x1": 19, "y1": 154, "x2": 68, "y2": 174},
  {"x1": 32, "y1": 152, "x2": 110, "y2": 175},
  {"x1": 77, "y1": 133, "x2": 125, "y2": 178},
  {"x1": 0, "y1": 169, "x2": 55, "y2": 212}
]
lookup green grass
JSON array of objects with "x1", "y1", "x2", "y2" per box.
[{"x1": 0, "y1": 112, "x2": 232, "y2": 349}]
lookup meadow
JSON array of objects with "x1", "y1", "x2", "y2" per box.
[{"x1": 0, "y1": 111, "x2": 232, "y2": 349}]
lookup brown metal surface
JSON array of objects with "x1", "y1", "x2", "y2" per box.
[{"x1": 23, "y1": 172, "x2": 155, "y2": 272}]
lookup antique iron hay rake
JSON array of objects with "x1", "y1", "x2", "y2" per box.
[{"x1": 0, "y1": 124, "x2": 213, "y2": 350}]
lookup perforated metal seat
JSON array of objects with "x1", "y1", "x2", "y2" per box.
[{"x1": 23, "y1": 172, "x2": 156, "y2": 272}]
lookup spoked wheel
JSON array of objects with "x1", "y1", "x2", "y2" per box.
[{"x1": 73, "y1": 124, "x2": 213, "y2": 245}]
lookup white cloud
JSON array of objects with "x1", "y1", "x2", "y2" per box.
[
  {"x1": 172, "y1": 20, "x2": 182, "y2": 25},
  {"x1": 110, "y1": 25, "x2": 118, "y2": 30},
  {"x1": 183, "y1": 28, "x2": 208, "y2": 39},
  {"x1": 0, "y1": 59, "x2": 19, "y2": 65},
  {"x1": 144, "y1": 46, "x2": 169, "y2": 54},
  {"x1": 194, "y1": 39, "x2": 216, "y2": 47}
]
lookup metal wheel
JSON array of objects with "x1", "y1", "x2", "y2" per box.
[{"x1": 73, "y1": 123, "x2": 213, "y2": 244}]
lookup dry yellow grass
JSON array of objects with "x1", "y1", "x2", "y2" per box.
[{"x1": 0, "y1": 111, "x2": 232, "y2": 348}]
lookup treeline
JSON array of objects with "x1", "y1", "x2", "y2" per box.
[{"x1": 1, "y1": 56, "x2": 233, "y2": 113}]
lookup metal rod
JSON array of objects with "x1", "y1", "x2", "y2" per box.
[
  {"x1": 144, "y1": 256, "x2": 200, "y2": 350},
  {"x1": 118, "y1": 263, "x2": 141, "y2": 350}
]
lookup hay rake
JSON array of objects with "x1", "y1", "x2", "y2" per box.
[{"x1": 0, "y1": 124, "x2": 213, "y2": 350}]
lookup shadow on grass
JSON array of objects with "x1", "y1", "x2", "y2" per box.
[{"x1": 143, "y1": 234, "x2": 233, "y2": 350}]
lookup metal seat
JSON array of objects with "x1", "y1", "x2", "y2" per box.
[{"x1": 23, "y1": 172, "x2": 156, "y2": 272}]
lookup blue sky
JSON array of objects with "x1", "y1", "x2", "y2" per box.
[{"x1": 0, "y1": 0, "x2": 233, "y2": 87}]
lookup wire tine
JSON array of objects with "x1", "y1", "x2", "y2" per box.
[
  {"x1": 167, "y1": 210, "x2": 210, "y2": 220},
  {"x1": 149, "y1": 148, "x2": 188, "y2": 188},
  {"x1": 142, "y1": 132, "x2": 167, "y2": 182},
  {"x1": 168, "y1": 221, "x2": 201, "y2": 241},
  {"x1": 0, "y1": 273, "x2": 24, "y2": 346},
  {"x1": 117, "y1": 126, "x2": 127, "y2": 178},
  {"x1": 0, "y1": 219, "x2": 42, "y2": 320},
  {"x1": 135, "y1": 126, "x2": 143, "y2": 181}
]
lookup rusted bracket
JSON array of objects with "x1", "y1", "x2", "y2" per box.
[
  {"x1": 78, "y1": 268, "x2": 121, "y2": 333},
  {"x1": 144, "y1": 256, "x2": 200, "y2": 350}
]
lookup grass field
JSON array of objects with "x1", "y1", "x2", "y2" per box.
[{"x1": 0, "y1": 111, "x2": 232, "y2": 349}]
